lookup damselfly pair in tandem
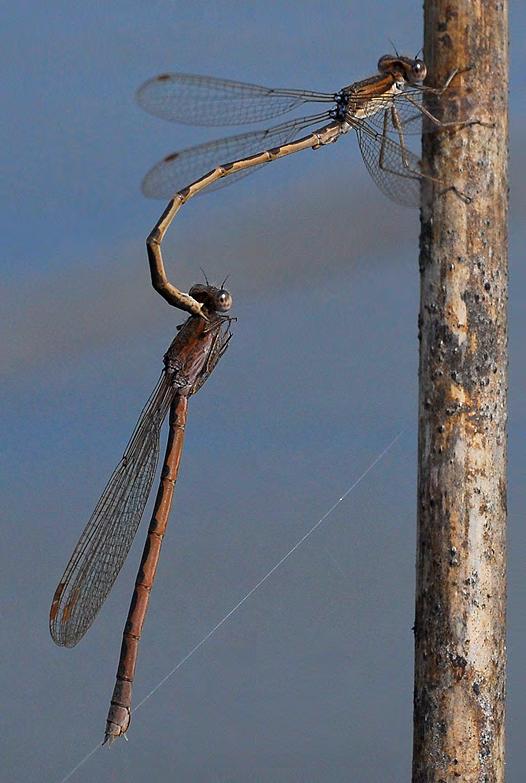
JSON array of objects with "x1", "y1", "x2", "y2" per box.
[{"x1": 50, "y1": 54, "x2": 476, "y2": 745}]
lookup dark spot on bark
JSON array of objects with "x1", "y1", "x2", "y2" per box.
[{"x1": 439, "y1": 33, "x2": 453, "y2": 49}]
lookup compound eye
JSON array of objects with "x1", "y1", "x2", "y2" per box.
[
  {"x1": 215, "y1": 289, "x2": 232, "y2": 312},
  {"x1": 411, "y1": 60, "x2": 427, "y2": 81}
]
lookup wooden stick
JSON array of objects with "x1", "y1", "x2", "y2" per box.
[{"x1": 413, "y1": 2, "x2": 508, "y2": 780}]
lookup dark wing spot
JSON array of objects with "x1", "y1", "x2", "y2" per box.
[
  {"x1": 50, "y1": 582, "x2": 65, "y2": 620},
  {"x1": 164, "y1": 153, "x2": 179, "y2": 162},
  {"x1": 62, "y1": 588, "x2": 80, "y2": 623}
]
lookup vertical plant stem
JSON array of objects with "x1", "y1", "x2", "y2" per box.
[{"x1": 413, "y1": 3, "x2": 509, "y2": 781}]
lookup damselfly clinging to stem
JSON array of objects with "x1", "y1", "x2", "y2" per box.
[
  {"x1": 139, "y1": 54, "x2": 481, "y2": 319},
  {"x1": 50, "y1": 280, "x2": 234, "y2": 744},
  {"x1": 138, "y1": 54, "x2": 478, "y2": 206}
]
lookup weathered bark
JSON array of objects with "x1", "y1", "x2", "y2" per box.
[{"x1": 413, "y1": 3, "x2": 508, "y2": 782}]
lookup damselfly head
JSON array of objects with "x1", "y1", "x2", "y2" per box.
[
  {"x1": 377, "y1": 54, "x2": 427, "y2": 84},
  {"x1": 189, "y1": 283, "x2": 233, "y2": 313}
]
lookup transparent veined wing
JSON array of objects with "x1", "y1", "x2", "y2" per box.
[
  {"x1": 356, "y1": 121, "x2": 422, "y2": 208},
  {"x1": 136, "y1": 72, "x2": 334, "y2": 127},
  {"x1": 142, "y1": 111, "x2": 332, "y2": 199},
  {"x1": 49, "y1": 374, "x2": 175, "y2": 647}
]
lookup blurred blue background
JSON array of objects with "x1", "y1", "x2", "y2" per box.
[{"x1": 2, "y1": 2, "x2": 523, "y2": 781}]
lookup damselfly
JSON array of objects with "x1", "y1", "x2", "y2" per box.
[
  {"x1": 138, "y1": 54, "x2": 475, "y2": 208},
  {"x1": 50, "y1": 283, "x2": 234, "y2": 743}
]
